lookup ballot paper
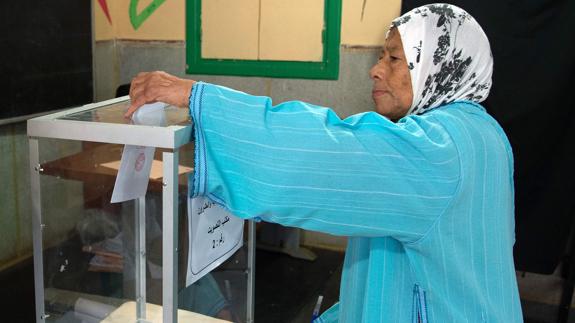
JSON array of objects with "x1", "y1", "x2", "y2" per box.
[
  {"x1": 110, "y1": 102, "x2": 167, "y2": 203},
  {"x1": 186, "y1": 196, "x2": 244, "y2": 286},
  {"x1": 110, "y1": 145, "x2": 155, "y2": 203},
  {"x1": 130, "y1": 101, "x2": 167, "y2": 126}
]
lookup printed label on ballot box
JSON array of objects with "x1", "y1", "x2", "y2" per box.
[{"x1": 186, "y1": 196, "x2": 243, "y2": 286}]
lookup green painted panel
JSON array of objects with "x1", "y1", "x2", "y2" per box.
[{"x1": 186, "y1": 0, "x2": 342, "y2": 80}]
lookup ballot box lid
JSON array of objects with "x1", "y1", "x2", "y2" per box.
[{"x1": 27, "y1": 96, "x2": 193, "y2": 149}]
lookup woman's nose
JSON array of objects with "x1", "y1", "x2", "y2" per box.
[{"x1": 370, "y1": 63, "x2": 383, "y2": 80}]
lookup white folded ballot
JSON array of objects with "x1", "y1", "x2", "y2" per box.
[{"x1": 110, "y1": 102, "x2": 166, "y2": 203}]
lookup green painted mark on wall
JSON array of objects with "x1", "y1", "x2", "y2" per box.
[{"x1": 129, "y1": 0, "x2": 166, "y2": 30}]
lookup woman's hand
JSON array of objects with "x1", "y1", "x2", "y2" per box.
[{"x1": 124, "y1": 71, "x2": 196, "y2": 118}]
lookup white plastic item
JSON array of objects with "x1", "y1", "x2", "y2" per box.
[{"x1": 131, "y1": 101, "x2": 168, "y2": 126}]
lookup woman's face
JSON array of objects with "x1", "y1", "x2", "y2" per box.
[{"x1": 369, "y1": 28, "x2": 413, "y2": 120}]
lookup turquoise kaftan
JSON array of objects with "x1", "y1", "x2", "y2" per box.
[{"x1": 188, "y1": 82, "x2": 523, "y2": 322}]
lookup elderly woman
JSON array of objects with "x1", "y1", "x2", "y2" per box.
[{"x1": 127, "y1": 4, "x2": 522, "y2": 322}]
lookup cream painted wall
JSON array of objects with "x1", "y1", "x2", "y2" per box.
[
  {"x1": 94, "y1": 0, "x2": 401, "y2": 46},
  {"x1": 341, "y1": 0, "x2": 401, "y2": 46},
  {"x1": 201, "y1": 0, "x2": 260, "y2": 59},
  {"x1": 259, "y1": 0, "x2": 324, "y2": 61},
  {"x1": 118, "y1": 0, "x2": 185, "y2": 40},
  {"x1": 94, "y1": 0, "x2": 185, "y2": 41},
  {"x1": 94, "y1": 0, "x2": 115, "y2": 40},
  {"x1": 202, "y1": 0, "x2": 324, "y2": 62}
]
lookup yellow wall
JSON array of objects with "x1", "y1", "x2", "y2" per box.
[
  {"x1": 94, "y1": 0, "x2": 185, "y2": 41},
  {"x1": 94, "y1": 0, "x2": 401, "y2": 46},
  {"x1": 341, "y1": 0, "x2": 402, "y2": 46},
  {"x1": 201, "y1": 0, "x2": 260, "y2": 60},
  {"x1": 258, "y1": 0, "x2": 324, "y2": 61},
  {"x1": 94, "y1": 0, "x2": 115, "y2": 40},
  {"x1": 201, "y1": 0, "x2": 324, "y2": 62}
]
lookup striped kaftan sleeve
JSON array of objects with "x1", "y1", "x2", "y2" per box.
[{"x1": 189, "y1": 82, "x2": 460, "y2": 243}]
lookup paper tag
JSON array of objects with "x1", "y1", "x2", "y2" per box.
[
  {"x1": 110, "y1": 145, "x2": 155, "y2": 203},
  {"x1": 186, "y1": 196, "x2": 243, "y2": 286}
]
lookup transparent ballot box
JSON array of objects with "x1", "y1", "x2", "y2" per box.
[{"x1": 27, "y1": 97, "x2": 255, "y2": 323}]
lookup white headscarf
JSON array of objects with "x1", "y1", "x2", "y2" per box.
[{"x1": 391, "y1": 4, "x2": 493, "y2": 115}]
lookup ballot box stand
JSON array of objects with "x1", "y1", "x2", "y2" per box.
[{"x1": 27, "y1": 96, "x2": 255, "y2": 323}]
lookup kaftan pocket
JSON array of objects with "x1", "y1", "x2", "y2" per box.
[{"x1": 412, "y1": 284, "x2": 429, "y2": 323}]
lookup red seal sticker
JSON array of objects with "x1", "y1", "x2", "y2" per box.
[{"x1": 135, "y1": 152, "x2": 145, "y2": 172}]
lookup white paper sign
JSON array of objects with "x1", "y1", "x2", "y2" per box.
[{"x1": 186, "y1": 196, "x2": 244, "y2": 286}]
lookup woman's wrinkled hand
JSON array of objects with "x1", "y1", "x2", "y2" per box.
[{"x1": 124, "y1": 71, "x2": 196, "y2": 118}]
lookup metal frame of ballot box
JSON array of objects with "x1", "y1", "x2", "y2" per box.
[{"x1": 27, "y1": 96, "x2": 256, "y2": 323}]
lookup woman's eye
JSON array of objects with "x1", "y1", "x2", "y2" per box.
[{"x1": 390, "y1": 56, "x2": 399, "y2": 61}]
